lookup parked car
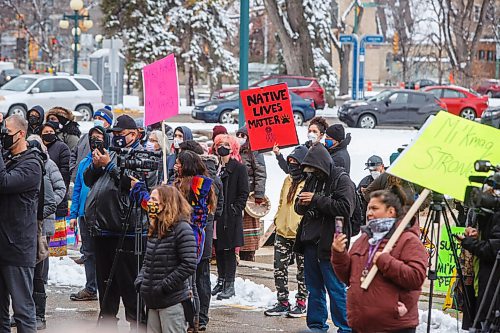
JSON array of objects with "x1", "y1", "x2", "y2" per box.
[
  {"x1": 480, "y1": 106, "x2": 500, "y2": 129},
  {"x1": 0, "y1": 68, "x2": 23, "y2": 86},
  {"x1": 338, "y1": 89, "x2": 445, "y2": 129},
  {"x1": 405, "y1": 79, "x2": 438, "y2": 90},
  {"x1": 193, "y1": 91, "x2": 316, "y2": 126},
  {"x1": 474, "y1": 79, "x2": 500, "y2": 98},
  {"x1": 424, "y1": 85, "x2": 489, "y2": 120},
  {"x1": 211, "y1": 75, "x2": 326, "y2": 109},
  {"x1": 0, "y1": 74, "x2": 103, "y2": 120}
]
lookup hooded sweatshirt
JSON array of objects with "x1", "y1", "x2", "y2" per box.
[
  {"x1": 331, "y1": 220, "x2": 427, "y2": 333},
  {"x1": 327, "y1": 133, "x2": 351, "y2": 174},
  {"x1": 27, "y1": 105, "x2": 45, "y2": 136},
  {"x1": 166, "y1": 126, "x2": 194, "y2": 183},
  {"x1": 236, "y1": 125, "x2": 267, "y2": 199}
]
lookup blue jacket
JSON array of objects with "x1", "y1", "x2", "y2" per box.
[{"x1": 69, "y1": 152, "x2": 92, "y2": 219}]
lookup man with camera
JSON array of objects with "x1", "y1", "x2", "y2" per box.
[
  {"x1": 84, "y1": 115, "x2": 153, "y2": 328},
  {"x1": 0, "y1": 114, "x2": 43, "y2": 333}
]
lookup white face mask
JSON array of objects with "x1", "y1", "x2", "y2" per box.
[
  {"x1": 173, "y1": 138, "x2": 182, "y2": 149},
  {"x1": 307, "y1": 132, "x2": 318, "y2": 142},
  {"x1": 93, "y1": 119, "x2": 105, "y2": 128},
  {"x1": 237, "y1": 137, "x2": 247, "y2": 146},
  {"x1": 145, "y1": 141, "x2": 156, "y2": 151},
  {"x1": 370, "y1": 171, "x2": 381, "y2": 179}
]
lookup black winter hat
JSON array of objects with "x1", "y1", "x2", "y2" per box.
[
  {"x1": 108, "y1": 115, "x2": 137, "y2": 132},
  {"x1": 287, "y1": 145, "x2": 308, "y2": 164},
  {"x1": 89, "y1": 126, "x2": 110, "y2": 149},
  {"x1": 28, "y1": 105, "x2": 44, "y2": 118},
  {"x1": 326, "y1": 124, "x2": 345, "y2": 142},
  {"x1": 236, "y1": 125, "x2": 248, "y2": 136}
]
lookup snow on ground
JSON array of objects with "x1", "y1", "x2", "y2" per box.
[
  {"x1": 417, "y1": 309, "x2": 466, "y2": 333},
  {"x1": 48, "y1": 256, "x2": 86, "y2": 288}
]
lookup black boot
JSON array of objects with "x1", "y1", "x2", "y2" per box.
[
  {"x1": 217, "y1": 281, "x2": 235, "y2": 300},
  {"x1": 33, "y1": 292, "x2": 47, "y2": 330},
  {"x1": 211, "y1": 278, "x2": 224, "y2": 296}
]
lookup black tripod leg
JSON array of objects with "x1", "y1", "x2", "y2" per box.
[
  {"x1": 472, "y1": 252, "x2": 500, "y2": 333},
  {"x1": 427, "y1": 208, "x2": 441, "y2": 333}
]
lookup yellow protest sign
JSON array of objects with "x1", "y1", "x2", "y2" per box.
[{"x1": 388, "y1": 111, "x2": 500, "y2": 200}]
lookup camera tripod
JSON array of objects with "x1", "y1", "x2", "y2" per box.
[
  {"x1": 420, "y1": 192, "x2": 473, "y2": 333},
  {"x1": 470, "y1": 250, "x2": 500, "y2": 333},
  {"x1": 96, "y1": 175, "x2": 149, "y2": 332}
]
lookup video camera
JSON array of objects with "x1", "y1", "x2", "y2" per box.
[
  {"x1": 464, "y1": 160, "x2": 500, "y2": 211},
  {"x1": 109, "y1": 147, "x2": 161, "y2": 173}
]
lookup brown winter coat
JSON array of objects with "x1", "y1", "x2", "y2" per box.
[{"x1": 331, "y1": 221, "x2": 428, "y2": 333}]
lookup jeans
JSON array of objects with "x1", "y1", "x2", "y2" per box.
[
  {"x1": 196, "y1": 259, "x2": 211, "y2": 326},
  {"x1": 147, "y1": 303, "x2": 187, "y2": 333},
  {"x1": 304, "y1": 245, "x2": 350, "y2": 333},
  {"x1": 79, "y1": 217, "x2": 97, "y2": 294},
  {"x1": 0, "y1": 265, "x2": 36, "y2": 333}
]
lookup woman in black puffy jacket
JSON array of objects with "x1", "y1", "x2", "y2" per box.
[{"x1": 135, "y1": 185, "x2": 197, "y2": 333}]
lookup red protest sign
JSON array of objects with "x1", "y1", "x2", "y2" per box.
[{"x1": 240, "y1": 83, "x2": 299, "y2": 152}]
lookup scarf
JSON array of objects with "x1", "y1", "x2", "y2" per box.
[{"x1": 362, "y1": 217, "x2": 397, "y2": 245}]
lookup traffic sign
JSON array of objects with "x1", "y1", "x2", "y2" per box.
[{"x1": 339, "y1": 34, "x2": 359, "y2": 100}]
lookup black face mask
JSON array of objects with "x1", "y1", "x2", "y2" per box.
[
  {"x1": 217, "y1": 146, "x2": 230, "y2": 157},
  {"x1": 288, "y1": 163, "x2": 302, "y2": 180},
  {"x1": 28, "y1": 115, "x2": 40, "y2": 127},
  {"x1": 90, "y1": 137, "x2": 104, "y2": 151},
  {"x1": 41, "y1": 133, "x2": 57, "y2": 144},
  {"x1": 0, "y1": 130, "x2": 20, "y2": 150},
  {"x1": 313, "y1": 170, "x2": 326, "y2": 180}
]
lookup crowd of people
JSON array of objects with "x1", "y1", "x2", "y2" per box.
[{"x1": 0, "y1": 107, "x2": 498, "y2": 333}]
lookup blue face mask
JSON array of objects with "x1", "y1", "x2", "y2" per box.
[
  {"x1": 93, "y1": 119, "x2": 105, "y2": 128},
  {"x1": 325, "y1": 139, "x2": 334, "y2": 149},
  {"x1": 112, "y1": 133, "x2": 130, "y2": 148}
]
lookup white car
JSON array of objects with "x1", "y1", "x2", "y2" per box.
[{"x1": 0, "y1": 74, "x2": 104, "y2": 121}]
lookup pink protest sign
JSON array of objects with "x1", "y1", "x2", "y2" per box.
[{"x1": 143, "y1": 54, "x2": 179, "y2": 126}]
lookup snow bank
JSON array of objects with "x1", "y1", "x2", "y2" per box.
[
  {"x1": 48, "y1": 256, "x2": 86, "y2": 288},
  {"x1": 417, "y1": 309, "x2": 465, "y2": 333}
]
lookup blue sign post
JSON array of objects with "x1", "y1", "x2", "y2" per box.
[
  {"x1": 359, "y1": 35, "x2": 384, "y2": 99},
  {"x1": 339, "y1": 34, "x2": 359, "y2": 100}
]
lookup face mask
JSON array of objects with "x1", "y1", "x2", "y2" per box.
[
  {"x1": 237, "y1": 137, "x2": 247, "y2": 146},
  {"x1": 366, "y1": 217, "x2": 397, "y2": 245},
  {"x1": 145, "y1": 141, "x2": 156, "y2": 151},
  {"x1": 147, "y1": 201, "x2": 162, "y2": 220},
  {"x1": 41, "y1": 133, "x2": 57, "y2": 144},
  {"x1": 93, "y1": 119, "x2": 105, "y2": 128},
  {"x1": 288, "y1": 163, "x2": 302, "y2": 180},
  {"x1": 173, "y1": 138, "x2": 182, "y2": 149},
  {"x1": 47, "y1": 121, "x2": 62, "y2": 131},
  {"x1": 90, "y1": 137, "x2": 104, "y2": 151},
  {"x1": 56, "y1": 115, "x2": 69, "y2": 126},
  {"x1": 112, "y1": 133, "x2": 130, "y2": 148},
  {"x1": 370, "y1": 171, "x2": 381, "y2": 179},
  {"x1": 307, "y1": 132, "x2": 318, "y2": 142},
  {"x1": 28, "y1": 115, "x2": 40, "y2": 126},
  {"x1": 0, "y1": 130, "x2": 20, "y2": 150},
  {"x1": 325, "y1": 139, "x2": 334, "y2": 149},
  {"x1": 217, "y1": 146, "x2": 230, "y2": 157}
]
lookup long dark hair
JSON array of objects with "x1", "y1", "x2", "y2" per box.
[
  {"x1": 369, "y1": 185, "x2": 408, "y2": 218},
  {"x1": 286, "y1": 178, "x2": 302, "y2": 204},
  {"x1": 174, "y1": 150, "x2": 217, "y2": 213}
]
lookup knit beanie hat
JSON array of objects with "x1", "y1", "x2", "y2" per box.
[{"x1": 326, "y1": 124, "x2": 345, "y2": 142}]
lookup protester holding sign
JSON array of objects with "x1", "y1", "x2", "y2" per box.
[
  {"x1": 331, "y1": 186, "x2": 428, "y2": 333},
  {"x1": 236, "y1": 126, "x2": 267, "y2": 262}
]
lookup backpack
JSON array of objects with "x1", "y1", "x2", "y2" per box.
[{"x1": 333, "y1": 171, "x2": 363, "y2": 237}]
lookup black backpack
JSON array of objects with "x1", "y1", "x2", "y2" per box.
[{"x1": 333, "y1": 171, "x2": 363, "y2": 237}]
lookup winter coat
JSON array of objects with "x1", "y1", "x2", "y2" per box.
[
  {"x1": 275, "y1": 145, "x2": 309, "y2": 175},
  {"x1": 166, "y1": 126, "x2": 194, "y2": 183},
  {"x1": 237, "y1": 127, "x2": 267, "y2": 199},
  {"x1": 44, "y1": 158, "x2": 66, "y2": 236},
  {"x1": 69, "y1": 153, "x2": 92, "y2": 220},
  {"x1": 70, "y1": 133, "x2": 90, "y2": 182},
  {"x1": 27, "y1": 105, "x2": 45, "y2": 136},
  {"x1": 216, "y1": 158, "x2": 250, "y2": 249},
  {"x1": 274, "y1": 176, "x2": 305, "y2": 239},
  {"x1": 327, "y1": 133, "x2": 351, "y2": 174},
  {"x1": 135, "y1": 220, "x2": 197, "y2": 309},
  {"x1": 461, "y1": 211, "x2": 500, "y2": 323},
  {"x1": 46, "y1": 107, "x2": 81, "y2": 150},
  {"x1": 84, "y1": 141, "x2": 154, "y2": 235},
  {"x1": 331, "y1": 220, "x2": 428, "y2": 333},
  {"x1": 0, "y1": 148, "x2": 42, "y2": 267},
  {"x1": 46, "y1": 139, "x2": 70, "y2": 217},
  {"x1": 294, "y1": 143, "x2": 356, "y2": 260},
  {"x1": 201, "y1": 155, "x2": 224, "y2": 260},
  {"x1": 357, "y1": 174, "x2": 375, "y2": 221}
]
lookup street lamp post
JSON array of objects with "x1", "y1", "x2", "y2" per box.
[{"x1": 59, "y1": 0, "x2": 93, "y2": 75}]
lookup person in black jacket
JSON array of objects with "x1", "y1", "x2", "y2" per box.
[
  {"x1": 461, "y1": 210, "x2": 500, "y2": 328},
  {"x1": 26, "y1": 105, "x2": 45, "y2": 136},
  {"x1": 135, "y1": 185, "x2": 197, "y2": 333},
  {"x1": 41, "y1": 123, "x2": 70, "y2": 225},
  {"x1": 294, "y1": 143, "x2": 355, "y2": 333},
  {"x1": 211, "y1": 134, "x2": 249, "y2": 300},
  {"x1": 357, "y1": 155, "x2": 385, "y2": 220},
  {"x1": 0, "y1": 115, "x2": 43, "y2": 333},
  {"x1": 324, "y1": 124, "x2": 351, "y2": 174}
]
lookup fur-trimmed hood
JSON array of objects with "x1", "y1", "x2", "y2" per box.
[{"x1": 46, "y1": 107, "x2": 75, "y2": 122}]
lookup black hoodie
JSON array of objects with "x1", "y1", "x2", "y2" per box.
[
  {"x1": 327, "y1": 133, "x2": 351, "y2": 174},
  {"x1": 294, "y1": 143, "x2": 356, "y2": 260},
  {"x1": 276, "y1": 145, "x2": 308, "y2": 174},
  {"x1": 27, "y1": 105, "x2": 45, "y2": 136}
]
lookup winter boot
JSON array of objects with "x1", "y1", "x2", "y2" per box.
[
  {"x1": 33, "y1": 292, "x2": 47, "y2": 330},
  {"x1": 211, "y1": 278, "x2": 224, "y2": 296},
  {"x1": 217, "y1": 281, "x2": 235, "y2": 300}
]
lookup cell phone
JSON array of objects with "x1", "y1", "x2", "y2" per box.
[
  {"x1": 95, "y1": 141, "x2": 105, "y2": 154},
  {"x1": 335, "y1": 216, "x2": 344, "y2": 235},
  {"x1": 452, "y1": 234, "x2": 463, "y2": 241}
]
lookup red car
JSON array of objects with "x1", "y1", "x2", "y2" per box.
[
  {"x1": 474, "y1": 79, "x2": 500, "y2": 98},
  {"x1": 211, "y1": 75, "x2": 326, "y2": 109},
  {"x1": 423, "y1": 86, "x2": 489, "y2": 120}
]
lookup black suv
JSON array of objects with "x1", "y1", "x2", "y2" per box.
[{"x1": 338, "y1": 90, "x2": 446, "y2": 129}]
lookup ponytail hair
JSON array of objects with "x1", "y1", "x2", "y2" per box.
[{"x1": 370, "y1": 184, "x2": 407, "y2": 218}]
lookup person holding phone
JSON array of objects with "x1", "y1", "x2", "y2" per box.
[
  {"x1": 331, "y1": 186, "x2": 427, "y2": 333},
  {"x1": 68, "y1": 126, "x2": 110, "y2": 301}
]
